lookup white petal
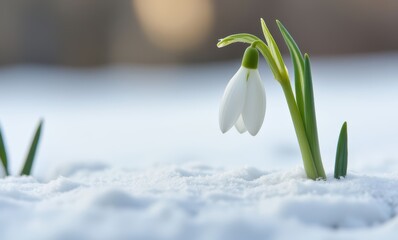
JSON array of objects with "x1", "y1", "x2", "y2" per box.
[
  {"x1": 219, "y1": 67, "x2": 248, "y2": 133},
  {"x1": 242, "y1": 69, "x2": 266, "y2": 136},
  {"x1": 234, "y1": 115, "x2": 247, "y2": 133}
]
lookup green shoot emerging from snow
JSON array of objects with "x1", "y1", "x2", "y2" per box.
[
  {"x1": 218, "y1": 19, "x2": 348, "y2": 180},
  {"x1": 0, "y1": 120, "x2": 44, "y2": 177}
]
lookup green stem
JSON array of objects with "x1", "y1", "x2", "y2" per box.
[{"x1": 280, "y1": 80, "x2": 319, "y2": 180}]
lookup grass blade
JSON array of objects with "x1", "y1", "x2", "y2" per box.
[
  {"x1": 0, "y1": 127, "x2": 9, "y2": 176},
  {"x1": 334, "y1": 122, "x2": 348, "y2": 179},
  {"x1": 276, "y1": 20, "x2": 305, "y2": 123},
  {"x1": 304, "y1": 54, "x2": 326, "y2": 179},
  {"x1": 260, "y1": 19, "x2": 288, "y2": 79},
  {"x1": 20, "y1": 120, "x2": 44, "y2": 176}
]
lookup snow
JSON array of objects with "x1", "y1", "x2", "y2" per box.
[
  {"x1": 1, "y1": 53, "x2": 398, "y2": 239},
  {"x1": 2, "y1": 165, "x2": 398, "y2": 239}
]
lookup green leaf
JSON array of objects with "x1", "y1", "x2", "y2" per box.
[
  {"x1": 276, "y1": 20, "x2": 305, "y2": 123},
  {"x1": 20, "y1": 120, "x2": 44, "y2": 176},
  {"x1": 304, "y1": 54, "x2": 326, "y2": 179},
  {"x1": 260, "y1": 19, "x2": 288, "y2": 80},
  {"x1": 0, "y1": 127, "x2": 9, "y2": 176},
  {"x1": 334, "y1": 122, "x2": 348, "y2": 179}
]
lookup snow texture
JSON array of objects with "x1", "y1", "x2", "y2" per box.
[
  {"x1": 1, "y1": 53, "x2": 398, "y2": 239},
  {"x1": 1, "y1": 165, "x2": 398, "y2": 240}
]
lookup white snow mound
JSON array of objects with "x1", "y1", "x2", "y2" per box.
[{"x1": 1, "y1": 164, "x2": 398, "y2": 240}]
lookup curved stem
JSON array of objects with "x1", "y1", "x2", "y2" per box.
[{"x1": 254, "y1": 41, "x2": 282, "y2": 82}]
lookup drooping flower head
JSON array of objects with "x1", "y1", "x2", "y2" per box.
[{"x1": 219, "y1": 46, "x2": 266, "y2": 136}]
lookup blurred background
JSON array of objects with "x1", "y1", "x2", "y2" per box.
[
  {"x1": 1, "y1": 0, "x2": 398, "y2": 66},
  {"x1": 0, "y1": 0, "x2": 398, "y2": 178}
]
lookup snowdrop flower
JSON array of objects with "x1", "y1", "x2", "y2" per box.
[{"x1": 219, "y1": 46, "x2": 266, "y2": 136}]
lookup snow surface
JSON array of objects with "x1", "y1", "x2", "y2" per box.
[
  {"x1": 1, "y1": 53, "x2": 398, "y2": 239},
  {"x1": 2, "y1": 165, "x2": 398, "y2": 240}
]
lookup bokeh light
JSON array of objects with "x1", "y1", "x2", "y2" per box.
[{"x1": 132, "y1": 0, "x2": 214, "y2": 53}]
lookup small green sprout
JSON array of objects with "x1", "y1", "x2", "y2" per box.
[
  {"x1": 218, "y1": 19, "x2": 348, "y2": 180},
  {"x1": 0, "y1": 120, "x2": 44, "y2": 177},
  {"x1": 334, "y1": 122, "x2": 348, "y2": 179}
]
